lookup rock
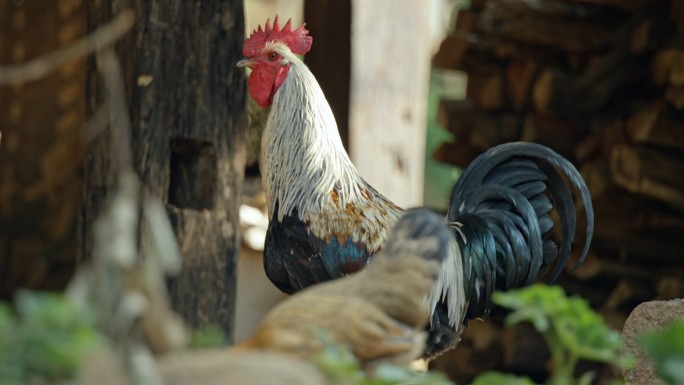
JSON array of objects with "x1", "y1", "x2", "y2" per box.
[{"x1": 621, "y1": 298, "x2": 684, "y2": 385}]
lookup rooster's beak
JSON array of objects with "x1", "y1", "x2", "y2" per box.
[{"x1": 236, "y1": 58, "x2": 256, "y2": 68}]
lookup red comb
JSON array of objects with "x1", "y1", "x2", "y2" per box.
[{"x1": 243, "y1": 15, "x2": 313, "y2": 57}]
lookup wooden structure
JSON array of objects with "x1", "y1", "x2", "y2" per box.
[
  {"x1": 0, "y1": 0, "x2": 87, "y2": 299},
  {"x1": 84, "y1": 1, "x2": 247, "y2": 336},
  {"x1": 432, "y1": 0, "x2": 684, "y2": 382},
  {"x1": 349, "y1": 0, "x2": 433, "y2": 207},
  {"x1": 0, "y1": 0, "x2": 246, "y2": 341}
]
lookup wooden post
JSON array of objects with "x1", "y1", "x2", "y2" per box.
[
  {"x1": 85, "y1": 1, "x2": 247, "y2": 337},
  {"x1": 348, "y1": 0, "x2": 432, "y2": 207},
  {"x1": 304, "y1": 0, "x2": 352, "y2": 150},
  {"x1": 0, "y1": 0, "x2": 87, "y2": 299}
]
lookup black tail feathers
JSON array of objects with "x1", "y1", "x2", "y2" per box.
[{"x1": 447, "y1": 142, "x2": 594, "y2": 318}]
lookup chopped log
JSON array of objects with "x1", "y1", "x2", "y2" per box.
[
  {"x1": 478, "y1": 0, "x2": 623, "y2": 53},
  {"x1": 627, "y1": 102, "x2": 684, "y2": 150},
  {"x1": 665, "y1": 85, "x2": 684, "y2": 109},
  {"x1": 611, "y1": 144, "x2": 684, "y2": 210},
  {"x1": 467, "y1": 68, "x2": 505, "y2": 111},
  {"x1": 653, "y1": 48, "x2": 684, "y2": 86},
  {"x1": 521, "y1": 114, "x2": 587, "y2": 159},
  {"x1": 592, "y1": 189, "x2": 684, "y2": 264},
  {"x1": 433, "y1": 10, "x2": 478, "y2": 70},
  {"x1": 437, "y1": 99, "x2": 520, "y2": 147},
  {"x1": 656, "y1": 275, "x2": 684, "y2": 300},
  {"x1": 580, "y1": 161, "x2": 614, "y2": 198},
  {"x1": 671, "y1": 0, "x2": 684, "y2": 27},
  {"x1": 567, "y1": 250, "x2": 655, "y2": 282},
  {"x1": 468, "y1": 114, "x2": 520, "y2": 150},
  {"x1": 532, "y1": 68, "x2": 575, "y2": 114},
  {"x1": 437, "y1": 99, "x2": 476, "y2": 139},
  {"x1": 601, "y1": 279, "x2": 655, "y2": 313},
  {"x1": 504, "y1": 57, "x2": 538, "y2": 111},
  {"x1": 433, "y1": 140, "x2": 481, "y2": 169},
  {"x1": 629, "y1": 10, "x2": 676, "y2": 54},
  {"x1": 533, "y1": 45, "x2": 639, "y2": 116},
  {"x1": 571, "y1": 0, "x2": 668, "y2": 13},
  {"x1": 576, "y1": 117, "x2": 630, "y2": 162}
]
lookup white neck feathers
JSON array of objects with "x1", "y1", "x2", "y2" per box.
[{"x1": 260, "y1": 50, "x2": 365, "y2": 221}]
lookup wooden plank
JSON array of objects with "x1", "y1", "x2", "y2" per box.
[
  {"x1": 85, "y1": 0, "x2": 246, "y2": 337},
  {"x1": 349, "y1": 0, "x2": 432, "y2": 207}
]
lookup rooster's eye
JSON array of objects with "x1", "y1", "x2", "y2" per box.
[{"x1": 268, "y1": 52, "x2": 278, "y2": 61}]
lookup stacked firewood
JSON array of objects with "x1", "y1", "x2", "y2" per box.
[{"x1": 431, "y1": 0, "x2": 684, "y2": 382}]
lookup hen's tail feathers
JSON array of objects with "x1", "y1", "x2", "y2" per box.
[
  {"x1": 385, "y1": 208, "x2": 453, "y2": 264},
  {"x1": 447, "y1": 142, "x2": 594, "y2": 319}
]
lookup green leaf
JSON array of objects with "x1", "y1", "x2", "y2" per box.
[
  {"x1": 639, "y1": 321, "x2": 684, "y2": 385},
  {"x1": 471, "y1": 372, "x2": 537, "y2": 385},
  {"x1": 189, "y1": 324, "x2": 230, "y2": 348}
]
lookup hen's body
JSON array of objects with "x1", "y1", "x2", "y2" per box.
[
  {"x1": 239, "y1": 209, "x2": 453, "y2": 369},
  {"x1": 240, "y1": 17, "x2": 594, "y2": 358}
]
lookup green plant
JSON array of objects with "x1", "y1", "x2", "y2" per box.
[
  {"x1": 0, "y1": 290, "x2": 102, "y2": 385},
  {"x1": 473, "y1": 284, "x2": 624, "y2": 385},
  {"x1": 471, "y1": 372, "x2": 537, "y2": 385},
  {"x1": 188, "y1": 324, "x2": 231, "y2": 348},
  {"x1": 639, "y1": 320, "x2": 684, "y2": 385},
  {"x1": 313, "y1": 340, "x2": 453, "y2": 385}
]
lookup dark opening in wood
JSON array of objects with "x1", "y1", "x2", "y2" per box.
[{"x1": 169, "y1": 138, "x2": 217, "y2": 210}]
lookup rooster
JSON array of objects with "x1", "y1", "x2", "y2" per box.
[
  {"x1": 236, "y1": 17, "x2": 594, "y2": 358},
  {"x1": 237, "y1": 208, "x2": 453, "y2": 369}
]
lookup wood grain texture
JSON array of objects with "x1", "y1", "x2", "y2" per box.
[
  {"x1": 0, "y1": 0, "x2": 86, "y2": 299},
  {"x1": 349, "y1": 0, "x2": 432, "y2": 207},
  {"x1": 84, "y1": 0, "x2": 246, "y2": 337}
]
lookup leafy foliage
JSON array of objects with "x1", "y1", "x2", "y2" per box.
[
  {"x1": 471, "y1": 372, "x2": 537, "y2": 385},
  {"x1": 639, "y1": 321, "x2": 684, "y2": 385},
  {"x1": 473, "y1": 284, "x2": 624, "y2": 385},
  {"x1": 313, "y1": 341, "x2": 453, "y2": 385},
  {"x1": 188, "y1": 324, "x2": 231, "y2": 348},
  {"x1": 0, "y1": 290, "x2": 102, "y2": 385}
]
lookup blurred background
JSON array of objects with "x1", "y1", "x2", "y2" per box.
[{"x1": 1, "y1": 0, "x2": 684, "y2": 383}]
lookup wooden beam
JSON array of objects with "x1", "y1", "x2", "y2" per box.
[{"x1": 349, "y1": 0, "x2": 432, "y2": 207}]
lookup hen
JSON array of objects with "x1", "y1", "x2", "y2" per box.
[
  {"x1": 237, "y1": 208, "x2": 452, "y2": 369},
  {"x1": 237, "y1": 17, "x2": 594, "y2": 358}
]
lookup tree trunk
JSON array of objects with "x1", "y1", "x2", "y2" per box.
[{"x1": 84, "y1": 1, "x2": 246, "y2": 338}]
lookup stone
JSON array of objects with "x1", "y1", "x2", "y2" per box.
[{"x1": 621, "y1": 298, "x2": 684, "y2": 385}]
